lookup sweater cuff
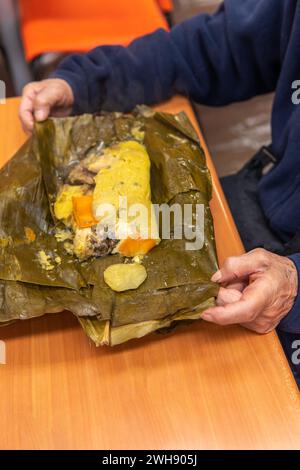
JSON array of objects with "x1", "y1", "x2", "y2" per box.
[{"x1": 278, "y1": 254, "x2": 300, "y2": 333}]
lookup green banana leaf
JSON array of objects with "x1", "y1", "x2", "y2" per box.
[{"x1": 0, "y1": 108, "x2": 219, "y2": 345}]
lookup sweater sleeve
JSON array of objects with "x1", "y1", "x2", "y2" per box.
[
  {"x1": 52, "y1": 0, "x2": 286, "y2": 114},
  {"x1": 278, "y1": 254, "x2": 300, "y2": 333}
]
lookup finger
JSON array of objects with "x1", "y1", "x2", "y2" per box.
[
  {"x1": 216, "y1": 287, "x2": 243, "y2": 306},
  {"x1": 211, "y1": 249, "x2": 269, "y2": 284},
  {"x1": 19, "y1": 86, "x2": 37, "y2": 133},
  {"x1": 202, "y1": 278, "x2": 268, "y2": 325},
  {"x1": 33, "y1": 86, "x2": 60, "y2": 122},
  {"x1": 222, "y1": 279, "x2": 247, "y2": 292}
]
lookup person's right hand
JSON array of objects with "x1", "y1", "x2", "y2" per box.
[{"x1": 19, "y1": 78, "x2": 74, "y2": 134}]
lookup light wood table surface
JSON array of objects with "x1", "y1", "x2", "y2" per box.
[{"x1": 0, "y1": 96, "x2": 300, "y2": 450}]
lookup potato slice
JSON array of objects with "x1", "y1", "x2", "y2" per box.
[{"x1": 104, "y1": 263, "x2": 147, "y2": 292}]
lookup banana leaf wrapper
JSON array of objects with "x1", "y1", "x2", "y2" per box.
[{"x1": 0, "y1": 108, "x2": 219, "y2": 345}]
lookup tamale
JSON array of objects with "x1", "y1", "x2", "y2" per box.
[
  {"x1": 0, "y1": 108, "x2": 219, "y2": 345},
  {"x1": 51, "y1": 139, "x2": 160, "y2": 260}
]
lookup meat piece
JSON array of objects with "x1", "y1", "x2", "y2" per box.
[
  {"x1": 73, "y1": 227, "x2": 118, "y2": 260},
  {"x1": 68, "y1": 164, "x2": 95, "y2": 185},
  {"x1": 81, "y1": 153, "x2": 117, "y2": 174},
  {"x1": 91, "y1": 236, "x2": 118, "y2": 257}
]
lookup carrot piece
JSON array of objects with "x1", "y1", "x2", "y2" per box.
[
  {"x1": 24, "y1": 226, "x2": 36, "y2": 243},
  {"x1": 72, "y1": 195, "x2": 97, "y2": 228},
  {"x1": 118, "y1": 237, "x2": 157, "y2": 257}
]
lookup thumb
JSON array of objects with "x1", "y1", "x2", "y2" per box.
[
  {"x1": 212, "y1": 250, "x2": 267, "y2": 284},
  {"x1": 33, "y1": 87, "x2": 59, "y2": 122}
]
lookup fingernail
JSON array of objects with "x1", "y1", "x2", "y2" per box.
[
  {"x1": 211, "y1": 270, "x2": 222, "y2": 282},
  {"x1": 201, "y1": 313, "x2": 213, "y2": 322},
  {"x1": 35, "y1": 110, "x2": 46, "y2": 121}
]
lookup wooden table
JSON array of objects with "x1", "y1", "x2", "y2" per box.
[{"x1": 0, "y1": 96, "x2": 300, "y2": 450}]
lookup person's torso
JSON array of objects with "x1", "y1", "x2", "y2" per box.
[{"x1": 259, "y1": 0, "x2": 300, "y2": 240}]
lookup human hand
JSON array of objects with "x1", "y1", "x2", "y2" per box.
[
  {"x1": 202, "y1": 248, "x2": 298, "y2": 334},
  {"x1": 19, "y1": 78, "x2": 74, "y2": 133}
]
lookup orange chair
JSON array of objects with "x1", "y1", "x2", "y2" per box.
[
  {"x1": 0, "y1": 0, "x2": 172, "y2": 94},
  {"x1": 157, "y1": 0, "x2": 173, "y2": 12},
  {"x1": 19, "y1": 0, "x2": 171, "y2": 62}
]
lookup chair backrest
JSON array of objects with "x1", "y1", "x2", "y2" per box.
[
  {"x1": 156, "y1": 0, "x2": 173, "y2": 12},
  {"x1": 19, "y1": 0, "x2": 170, "y2": 21},
  {"x1": 19, "y1": 0, "x2": 170, "y2": 62}
]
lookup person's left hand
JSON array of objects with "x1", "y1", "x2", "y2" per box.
[{"x1": 202, "y1": 248, "x2": 298, "y2": 334}]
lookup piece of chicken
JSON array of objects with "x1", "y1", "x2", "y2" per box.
[
  {"x1": 68, "y1": 164, "x2": 95, "y2": 186},
  {"x1": 68, "y1": 152, "x2": 117, "y2": 186},
  {"x1": 81, "y1": 153, "x2": 117, "y2": 174}
]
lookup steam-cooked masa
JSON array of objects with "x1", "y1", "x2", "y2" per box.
[
  {"x1": 54, "y1": 184, "x2": 90, "y2": 222},
  {"x1": 93, "y1": 140, "x2": 151, "y2": 214},
  {"x1": 93, "y1": 140, "x2": 159, "y2": 244}
]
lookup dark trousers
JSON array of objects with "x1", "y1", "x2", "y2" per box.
[{"x1": 220, "y1": 147, "x2": 300, "y2": 387}]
